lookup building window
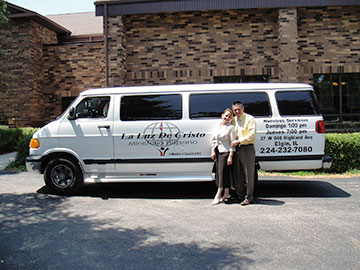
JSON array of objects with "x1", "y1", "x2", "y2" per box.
[
  {"x1": 62, "y1": 97, "x2": 76, "y2": 112},
  {"x1": 214, "y1": 75, "x2": 269, "y2": 83},
  {"x1": 313, "y1": 73, "x2": 360, "y2": 131}
]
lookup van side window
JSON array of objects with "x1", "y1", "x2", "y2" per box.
[
  {"x1": 190, "y1": 92, "x2": 271, "y2": 119},
  {"x1": 120, "y1": 94, "x2": 182, "y2": 121},
  {"x1": 75, "y1": 96, "x2": 110, "y2": 119},
  {"x1": 276, "y1": 91, "x2": 320, "y2": 116}
]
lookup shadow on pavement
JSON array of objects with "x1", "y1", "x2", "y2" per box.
[
  {"x1": 0, "y1": 192, "x2": 252, "y2": 269},
  {"x1": 37, "y1": 178, "x2": 350, "y2": 200},
  {"x1": 257, "y1": 180, "x2": 350, "y2": 198},
  {"x1": 253, "y1": 198, "x2": 285, "y2": 206},
  {"x1": 38, "y1": 181, "x2": 217, "y2": 200}
]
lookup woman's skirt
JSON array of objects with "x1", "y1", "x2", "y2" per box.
[{"x1": 214, "y1": 152, "x2": 233, "y2": 188}]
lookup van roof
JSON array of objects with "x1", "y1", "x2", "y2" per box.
[{"x1": 80, "y1": 83, "x2": 313, "y2": 96}]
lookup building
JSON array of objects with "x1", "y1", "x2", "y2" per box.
[
  {"x1": 1, "y1": 0, "x2": 359, "y2": 131},
  {"x1": 0, "y1": 3, "x2": 105, "y2": 127}
]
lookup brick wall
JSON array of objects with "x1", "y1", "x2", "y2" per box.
[
  {"x1": 106, "y1": 6, "x2": 360, "y2": 86},
  {"x1": 29, "y1": 21, "x2": 58, "y2": 126},
  {"x1": 1, "y1": 5, "x2": 359, "y2": 126},
  {"x1": 42, "y1": 42, "x2": 105, "y2": 122},
  {"x1": 0, "y1": 19, "x2": 57, "y2": 126},
  {"x1": 108, "y1": 9, "x2": 280, "y2": 86},
  {"x1": 298, "y1": 6, "x2": 360, "y2": 83},
  {"x1": 0, "y1": 17, "x2": 105, "y2": 126},
  {"x1": 278, "y1": 8, "x2": 299, "y2": 82},
  {"x1": 107, "y1": 16, "x2": 127, "y2": 87}
]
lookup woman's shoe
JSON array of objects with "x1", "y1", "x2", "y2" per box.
[{"x1": 211, "y1": 199, "x2": 221, "y2": 205}]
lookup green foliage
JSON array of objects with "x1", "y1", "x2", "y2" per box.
[
  {"x1": 6, "y1": 134, "x2": 33, "y2": 171},
  {"x1": 0, "y1": 128, "x2": 23, "y2": 154},
  {"x1": 0, "y1": 128, "x2": 38, "y2": 171},
  {"x1": 0, "y1": 0, "x2": 8, "y2": 24},
  {"x1": 20, "y1": 127, "x2": 39, "y2": 136},
  {"x1": 325, "y1": 133, "x2": 360, "y2": 173}
]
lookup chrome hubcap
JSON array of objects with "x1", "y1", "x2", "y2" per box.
[{"x1": 51, "y1": 164, "x2": 74, "y2": 189}]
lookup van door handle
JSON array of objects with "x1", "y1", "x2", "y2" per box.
[{"x1": 98, "y1": 125, "x2": 110, "y2": 129}]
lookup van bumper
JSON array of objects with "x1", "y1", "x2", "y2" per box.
[
  {"x1": 25, "y1": 156, "x2": 42, "y2": 174},
  {"x1": 322, "y1": 155, "x2": 333, "y2": 169},
  {"x1": 257, "y1": 155, "x2": 332, "y2": 171}
]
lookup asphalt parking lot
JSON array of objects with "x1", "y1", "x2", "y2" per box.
[{"x1": 1, "y1": 171, "x2": 359, "y2": 270}]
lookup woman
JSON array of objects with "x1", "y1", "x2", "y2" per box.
[{"x1": 211, "y1": 108, "x2": 236, "y2": 205}]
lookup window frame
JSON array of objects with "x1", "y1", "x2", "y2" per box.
[
  {"x1": 120, "y1": 93, "x2": 183, "y2": 121},
  {"x1": 189, "y1": 91, "x2": 272, "y2": 119},
  {"x1": 74, "y1": 96, "x2": 111, "y2": 119},
  {"x1": 275, "y1": 90, "x2": 321, "y2": 117}
]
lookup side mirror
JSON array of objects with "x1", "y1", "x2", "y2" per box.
[{"x1": 67, "y1": 108, "x2": 77, "y2": 120}]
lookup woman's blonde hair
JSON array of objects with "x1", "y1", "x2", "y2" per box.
[{"x1": 222, "y1": 108, "x2": 233, "y2": 119}]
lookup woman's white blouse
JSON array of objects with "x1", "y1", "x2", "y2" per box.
[{"x1": 211, "y1": 122, "x2": 236, "y2": 153}]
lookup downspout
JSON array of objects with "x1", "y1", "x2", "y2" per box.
[{"x1": 104, "y1": 3, "x2": 109, "y2": 87}]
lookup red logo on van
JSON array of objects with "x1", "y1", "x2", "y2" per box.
[{"x1": 143, "y1": 122, "x2": 181, "y2": 156}]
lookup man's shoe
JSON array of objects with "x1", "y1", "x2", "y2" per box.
[
  {"x1": 228, "y1": 197, "x2": 242, "y2": 204},
  {"x1": 223, "y1": 197, "x2": 232, "y2": 204},
  {"x1": 240, "y1": 199, "x2": 250, "y2": 206},
  {"x1": 220, "y1": 195, "x2": 231, "y2": 203}
]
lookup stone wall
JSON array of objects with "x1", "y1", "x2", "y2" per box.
[{"x1": 42, "y1": 41, "x2": 105, "y2": 122}]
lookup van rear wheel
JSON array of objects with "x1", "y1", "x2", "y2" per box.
[{"x1": 44, "y1": 158, "x2": 83, "y2": 195}]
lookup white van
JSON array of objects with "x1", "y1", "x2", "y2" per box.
[{"x1": 26, "y1": 83, "x2": 332, "y2": 194}]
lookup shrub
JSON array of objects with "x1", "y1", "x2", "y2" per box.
[
  {"x1": 4, "y1": 128, "x2": 38, "y2": 171},
  {"x1": 20, "y1": 127, "x2": 39, "y2": 136},
  {"x1": 6, "y1": 134, "x2": 33, "y2": 170},
  {"x1": 0, "y1": 128, "x2": 22, "y2": 154},
  {"x1": 325, "y1": 133, "x2": 360, "y2": 173}
]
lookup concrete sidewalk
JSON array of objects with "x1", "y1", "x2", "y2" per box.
[{"x1": 0, "y1": 152, "x2": 16, "y2": 170}]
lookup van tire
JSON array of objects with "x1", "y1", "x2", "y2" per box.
[{"x1": 44, "y1": 158, "x2": 83, "y2": 195}]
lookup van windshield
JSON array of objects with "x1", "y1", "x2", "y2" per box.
[
  {"x1": 190, "y1": 92, "x2": 271, "y2": 119},
  {"x1": 276, "y1": 91, "x2": 321, "y2": 116}
]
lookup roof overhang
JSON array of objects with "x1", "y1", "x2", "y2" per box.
[
  {"x1": 6, "y1": 2, "x2": 71, "y2": 35},
  {"x1": 95, "y1": 0, "x2": 359, "y2": 16}
]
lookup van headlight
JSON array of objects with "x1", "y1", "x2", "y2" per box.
[{"x1": 30, "y1": 138, "x2": 40, "y2": 149}]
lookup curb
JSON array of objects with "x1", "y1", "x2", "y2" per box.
[{"x1": 0, "y1": 152, "x2": 16, "y2": 170}]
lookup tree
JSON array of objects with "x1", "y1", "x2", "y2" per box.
[
  {"x1": 0, "y1": 0, "x2": 8, "y2": 24},
  {"x1": 0, "y1": 0, "x2": 8, "y2": 57}
]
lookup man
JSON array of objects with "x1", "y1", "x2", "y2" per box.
[{"x1": 231, "y1": 101, "x2": 256, "y2": 205}]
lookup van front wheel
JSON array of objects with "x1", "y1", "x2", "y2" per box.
[{"x1": 44, "y1": 158, "x2": 83, "y2": 195}]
